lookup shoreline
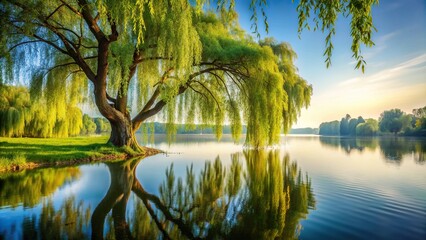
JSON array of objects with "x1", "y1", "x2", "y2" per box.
[
  {"x1": 0, "y1": 136, "x2": 163, "y2": 173},
  {"x1": 0, "y1": 147, "x2": 162, "y2": 173}
]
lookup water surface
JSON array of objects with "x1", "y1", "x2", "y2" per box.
[{"x1": 0, "y1": 135, "x2": 425, "y2": 239}]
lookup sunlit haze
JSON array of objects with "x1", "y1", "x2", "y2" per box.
[{"x1": 237, "y1": 0, "x2": 426, "y2": 128}]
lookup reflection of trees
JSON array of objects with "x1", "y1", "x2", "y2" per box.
[
  {"x1": 0, "y1": 167, "x2": 80, "y2": 207},
  {"x1": 227, "y1": 151, "x2": 315, "y2": 239},
  {"x1": 11, "y1": 151, "x2": 315, "y2": 239},
  {"x1": 319, "y1": 136, "x2": 426, "y2": 164},
  {"x1": 319, "y1": 136, "x2": 378, "y2": 154},
  {"x1": 414, "y1": 142, "x2": 425, "y2": 164},
  {"x1": 17, "y1": 196, "x2": 91, "y2": 239},
  {"x1": 379, "y1": 138, "x2": 426, "y2": 165},
  {"x1": 131, "y1": 150, "x2": 315, "y2": 239},
  {"x1": 89, "y1": 150, "x2": 315, "y2": 239},
  {"x1": 39, "y1": 197, "x2": 91, "y2": 239}
]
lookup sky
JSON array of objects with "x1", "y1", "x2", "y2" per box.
[{"x1": 236, "y1": 0, "x2": 426, "y2": 128}]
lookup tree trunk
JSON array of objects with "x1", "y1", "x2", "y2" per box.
[
  {"x1": 91, "y1": 160, "x2": 140, "y2": 240},
  {"x1": 108, "y1": 116, "x2": 144, "y2": 153}
]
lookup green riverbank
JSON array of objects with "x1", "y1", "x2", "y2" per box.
[{"x1": 0, "y1": 136, "x2": 159, "y2": 172}]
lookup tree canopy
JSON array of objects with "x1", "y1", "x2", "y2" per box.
[
  {"x1": 379, "y1": 109, "x2": 405, "y2": 134},
  {"x1": 0, "y1": 0, "x2": 378, "y2": 150}
]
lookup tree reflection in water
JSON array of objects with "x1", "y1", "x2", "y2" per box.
[
  {"x1": 12, "y1": 150, "x2": 315, "y2": 239},
  {"x1": 319, "y1": 137, "x2": 426, "y2": 165},
  {"x1": 0, "y1": 167, "x2": 80, "y2": 207},
  {"x1": 21, "y1": 197, "x2": 91, "y2": 239},
  {"x1": 111, "y1": 150, "x2": 314, "y2": 239}
]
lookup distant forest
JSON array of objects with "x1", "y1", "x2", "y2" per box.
[{"x1": 318, "y1": 107, "x2": 426, "y2": 137}]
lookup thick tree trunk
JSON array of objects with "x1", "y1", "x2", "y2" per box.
[{"x1": 108, "y1": 116, "x2": 144, "y2": 153}]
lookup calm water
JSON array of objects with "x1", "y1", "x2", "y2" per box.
[{"x1": 0, "y1": 135, "x2": 425, "y2": 239}]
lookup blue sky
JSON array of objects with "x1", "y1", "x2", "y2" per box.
[{"x1": 236, "y1": 0, "x2": 426, "y2": 128}]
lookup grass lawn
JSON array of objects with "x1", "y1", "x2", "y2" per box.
[{"x1": 0, "y1": 136, "x2": 131, "y2": 171}]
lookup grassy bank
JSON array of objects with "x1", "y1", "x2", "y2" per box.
[{"x1": 0, "y1": 136, "x2": 154, "y2": 172}]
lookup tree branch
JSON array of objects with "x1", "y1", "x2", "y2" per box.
[
  {"x1": 46, "y1": 3, "x2": 65, "y2": 20},
  {"x1": 60, "y1": 0, "x2": 83, "y2": 17},
  {"x1": 106, "y1": 93, "x2": 117, "y2": 104},
  {"x1": 7, "y1": 40, "x2": 42, "y2": 53},
  {"x1": 115, "y1": 49, "x2": 141, "y2": 113},
  {"x1": 131, "y1": 66, "x2": 226, "y2": 130},
  {"x1": 107, "y1": 13, "x2": 118, "y2": 42},
  {"x1": 77, "y1": 0, "x2": 107, "y2": 41},
  {"x1": 192, "y1": 80, "x2": 222, "y2": 112},
  {"x1": 132, "y1": 179, "x2": 198, "y2": 240},
  {"x1": 132, "y1": 85, "x2": 187, "y2": 128},
  {"x1": 188, "y1": 85, "x2": 209, "y2": 101},
  {"x1": 139, "y1": 195, "x2": 172, "y2": 240}
]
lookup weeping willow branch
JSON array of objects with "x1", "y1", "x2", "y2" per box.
[
  {"x1": 8, "y1": 1, "x2": 98, "y2": 83},
  {"x1": 8, "y1": 22, "x2": 69, "y2": 55},
  {"x1": 209, "y1": 71, "x2": 235, "y2": 100},
  {"x1": 188, "y1": 85, "x2": 209, "y2": 102},
  {"x1": 7, "y1": 40, "x2": 42, "y2": 53},
  {"x1": 64, "y1": 69, "x2": 83, "y2": 79},
  {"x1": 192, "y1": 80, "x2": 222, "y2": 112},
  {"x1": 42, "y1": 55, "x2": 97, "y2": 80}
]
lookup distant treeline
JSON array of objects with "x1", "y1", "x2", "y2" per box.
[
  {"x1": 319, "y1": 107, "x2": 426, "y2": 137},
  {"x1": 289, "y1": 128, "x2": 318, "y2": 134}
]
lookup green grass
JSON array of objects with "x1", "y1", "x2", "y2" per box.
[{"x1": 0, "y1": 136, "x2": 130, "y2": 171}]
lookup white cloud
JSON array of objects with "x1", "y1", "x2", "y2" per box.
[
  {"x1": 363, "y1": 31, "x2": 400, "y2": 60},
  {"x1": 338, "y1": 53, "x2": 426, "y2": 88}
]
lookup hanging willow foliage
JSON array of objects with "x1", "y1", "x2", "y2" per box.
[
  {"x1": 0, "y1": 85, "x2": 30, "y2": 137},
  {"x1": 0, "y1": 85, "x2": 83, "y2": 138}
]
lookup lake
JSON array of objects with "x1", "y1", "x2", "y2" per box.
[{"x1": 0, "y1": 135, "x2": 425, "y2": 239}]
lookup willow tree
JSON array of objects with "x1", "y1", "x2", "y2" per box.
[
  {"x1": 0, "y1": 0, "x2": 378, "y2": 151},
  {"x1": 0, "y1": 84, "x2": 83, "y2": 137}
]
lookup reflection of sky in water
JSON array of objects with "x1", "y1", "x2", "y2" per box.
[
  {"x1": 54, "y1": 164, "x2": 110, "y2": 204},
  {"x1": 0, "y1": 135, "x2": 425, "y2": 239}
]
